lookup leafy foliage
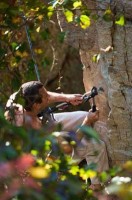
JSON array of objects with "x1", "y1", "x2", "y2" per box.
[
  {"x1": 0, "y1": 1, "x2": 130, "y2": 200},
  {"x1": 0, "y1": 0, "x2": 126, "y2": 104},
  {"x1": 0, "y1": 107, "x2": 132, "y2": 200},
  {"x1": 115, "y1": 15, "x2": 125, "y2": 26}
]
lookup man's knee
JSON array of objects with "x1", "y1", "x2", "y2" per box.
[{"x1": 96, "y1": 140, "x2": 107, "y2": 154}]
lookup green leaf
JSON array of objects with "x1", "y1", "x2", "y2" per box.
[
  {"x1": 79, "y1": 126, "x2": 100, "y2": 142},
  {"x1": 103, "y1": 14, "x2": 112, "y2": 22},
  {"x1": 11, "y1": 42, "x2": 18, "y2": 51},
  {"x1": 103, "y1": 8, "x2": 113, "y2": 22},
  {"x1": 115, "y1": 15, "x2": 125, "y2": 26},
  {"x1": 47, "y1": 11, "x2": 54, "y2": 19},
  {"x1": 109, "y1": 166, "x2": 122, "y2": 177},
  {"x1": 69, "y1": 165, "x2": 79, "y2": 175},
  {"x1": 64, "y1": 10, "x2": 74, "y2": 22},
  {"x1": 73, "y1": 1, "x2": 82, "y2": 9},
  {"x1": 74, "y1": 16, "x2": 81, "y2": 24},
  {"x1": 48, "y1": 6, "x2": 54, "y2": 12},
  {"x1": 92, "y1": 54, "x2": 100, "y2": 63},
  {"x1": 47, "y1": 5, "x2": 54, "y2": 19},
  {"x1": 80, "y1": 15, "x2": 90, "y2": 29},
  {"x1": 105, "y1": 9, "x2": 112, "y2": 15},
  {"x1": 31, "y1": 149, "x2": 38, "y2": 156},
  {"x1": 100, "y1": 171, "x2": 110, "y2": 182}
]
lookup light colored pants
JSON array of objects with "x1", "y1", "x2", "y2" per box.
[{"x1": 54, "y1": 111, "x2": 109, "y2": 184}]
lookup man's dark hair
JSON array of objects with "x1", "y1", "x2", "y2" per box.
[{"x1": 21, "y1": 81, "x2": 44, "y2": 111}]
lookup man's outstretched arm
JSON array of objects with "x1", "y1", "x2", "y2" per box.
[{"x1": 47, "y1": 91, "x2": 83, "y2": 106}]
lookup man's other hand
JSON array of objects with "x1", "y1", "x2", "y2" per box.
[
  {"x1": 66, "y1": 94, "x2": 83, "y2": 105},
  {"x1": 83, "y1": 110, "x2": 99, "y2": 125}
]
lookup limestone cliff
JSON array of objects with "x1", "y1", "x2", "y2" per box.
[{"x1": 57, "y1": 0, "x2": 132, "y2": 165}]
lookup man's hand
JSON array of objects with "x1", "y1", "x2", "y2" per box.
[
  {"x1": 76, "y1": 110, "x2": 99, "y2": 141},
  {"x1": 65, "y1": 94, "x2": 83, "y2": 105},
  {"x1": 83, "y1": 110, "x2": 99, "y2": 125}
]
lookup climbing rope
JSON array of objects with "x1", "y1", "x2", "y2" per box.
[
  {"x1": 22, "y1": 15, "x2": 40, "y2": 81},
  {"x1": 18, "y1": 0, "x2": 40, "y2": 81}
]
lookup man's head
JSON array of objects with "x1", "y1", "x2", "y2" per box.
[
  {"x1": 5, "y1": 81, "x2": 48, "y2": 125},
  {"x1": 20, "y1": 81, "x2": 48, "y2": 111}
]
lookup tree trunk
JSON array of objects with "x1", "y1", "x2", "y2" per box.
[{"x1": 57, "y1": 0, "x2": 132, "y2": 165}]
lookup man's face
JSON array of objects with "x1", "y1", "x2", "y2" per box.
[{"x1": 31, "y1": 86, "x2": 49, "y2": 113}]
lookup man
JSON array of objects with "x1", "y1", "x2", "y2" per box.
[{"x1": 5, "y1": 81, "x2": 109, "y2": 190}]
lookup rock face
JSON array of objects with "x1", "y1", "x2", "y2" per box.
[{"x1": 57, "y1": 0, "x2": 132, "y2": 165}]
